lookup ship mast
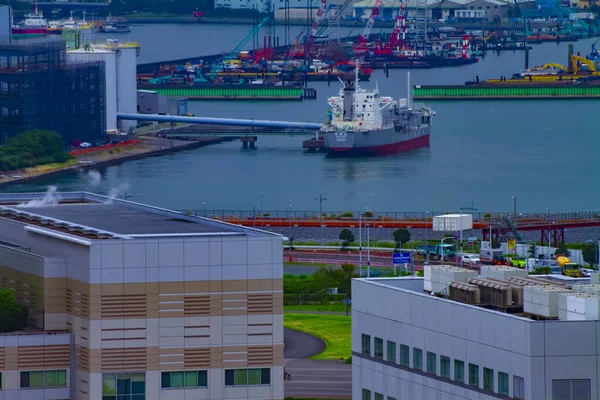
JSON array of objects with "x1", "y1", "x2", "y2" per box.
[
  {"x1": 407, "y1": 71, "x2": 411, "y2": 109},
  {"x1": 354, "y1": 60, "x2": 359, "y2": 90}
]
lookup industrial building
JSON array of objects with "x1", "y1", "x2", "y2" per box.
[
  {"x1": 352, "y1": 265, "x2": 599, "y2": 400},
  {"x1": 0, "y1": 37, "x2": 106, "y2": 144},
  {"x1": 0, "y1": 191, "x2": 284, "y2": 400},
  {"x1": 66, "y1": 38, "x2": 140, "y2": 134}
]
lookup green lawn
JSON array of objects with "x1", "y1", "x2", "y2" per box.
[
  {"x1": 284, "y1": 313, "x2": 351, "y2": 360},
  {"x1": 284, "y1": 304, "x2": 351, "y2": 313}
]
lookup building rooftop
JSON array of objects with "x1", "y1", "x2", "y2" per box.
[{"x1": 0, "y1": 191, "x2": 275, "y2": 240}]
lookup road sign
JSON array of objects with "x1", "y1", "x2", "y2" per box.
[
  {"x1": 393, "y1": 252, "x2": 402, "y2": 264},
  {"x1": 393, "y1": 252, "x2": 411, "y2": 264},
  {"x1": 508, "y1": 240, "x2": 517, "y2": 249}
]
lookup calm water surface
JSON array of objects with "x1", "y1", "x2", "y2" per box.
[{"x1": 5, "y1": 26, "x2": 599, "y2": 213}]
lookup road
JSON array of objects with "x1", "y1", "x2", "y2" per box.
[{"x1": 284, "y1": 328, "x2": 352, "y2": 399}]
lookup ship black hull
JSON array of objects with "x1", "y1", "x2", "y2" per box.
[{"x1": 363, "y1": 55, "x2": 478, "y2": 69}]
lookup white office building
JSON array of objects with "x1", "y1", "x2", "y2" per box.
[{"x1": 352, "y1": 266, "x2": 600, "y2": 400}]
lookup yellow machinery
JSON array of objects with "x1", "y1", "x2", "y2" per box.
[
  {"x1": 571, "y1": 55, "x2": 596, "y2": 74},
  {"x1": 541, "y1": 63, "x2": 567, "y2": 72},
  {"x1": 556, "y1": 255, "x2": 571, "y2": 267}
]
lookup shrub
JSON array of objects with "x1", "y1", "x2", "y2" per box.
[
  {"x1": 416, "y1": 270, "x2": 424, "y2": 277},
  {"x1": 345, "y1": 356, "x2": 352, "y2": 364},
  {"x1": 531, "y1": 266, "x2": 552, "y2": 275},
  {"x1": 341, "y1": 212, "x2": 354, "y2": 218},
  {"x1": 0, "y1": 130, "x2": 73, "y2": 172},
  {"x1": 0, "y1": 289, "x2": 28, "y2": 333},
  {"x1": 363, "y1": 211, "x2": 373, "y2": 218}
]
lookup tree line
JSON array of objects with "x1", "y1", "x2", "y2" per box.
[{"x1": 0, "y1": 130, "x2": 72, "y2": 172}]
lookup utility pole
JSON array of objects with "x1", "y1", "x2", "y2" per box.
[
  {"x1": 366, "y1": 224, "x2": 371, "y2": 277},
  {"x1": 315, "y1": 194, "x2": 328, "y2": 246}
]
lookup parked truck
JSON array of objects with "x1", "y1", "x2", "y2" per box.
[
  {"x1": 416, "y1": 244, "x2": 456, "y2": 260},
  {"x1": 480, "y1": 248, "x2": 507, "y2": 265}
]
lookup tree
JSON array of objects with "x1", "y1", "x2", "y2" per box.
[
  {"x1": 392, "y1": 229, "x2": 411, "y2": 250},
  {"x1": 582, "y1": 244, "x2": 597, "y2": 267},
  {"x1": 339, "y1": 229, "x2": 355, "y2": 249},
  {"x1": 0, "y1": 289, "x2": 28, "y2": 333},
  {"x1": 339, "y1": 263, "x2": 357, "y2": 299},
  {"x1": 554, "y1": 244, "x2": 570, "y2": 257}
]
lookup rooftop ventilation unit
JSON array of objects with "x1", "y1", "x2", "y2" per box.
[
  {"x1": 449, "y1": 281, "x2": 480, "y2": 305},
  {"x1": 469, "y1": 277, "x2": 513, "y2": 307}
]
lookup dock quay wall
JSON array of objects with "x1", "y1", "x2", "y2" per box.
[
  {"x1": 413, "y1": 84, "x2": 600, "y2": 100},
  {"x1": 138, "y1": 84, "x2": 306, "y2": 100}
]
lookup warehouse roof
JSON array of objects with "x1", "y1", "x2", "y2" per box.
[{"x1": 0, "y1": 191, "x2": 275, "y2": 239}]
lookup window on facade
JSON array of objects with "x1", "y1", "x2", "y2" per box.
[
  {"x1": 468, "y1": 364, "x2": 479, "y2": 387},
  {"x1": 102, "y1": 372, "x2": 145, "y2": 400},
  {"x1": 498, "y1": 372, "x2": 509, "y2": 396},
  {"x1": 161, "y1": 371, "x2": 207, "y2": 388},
  {"x1": 362, "y1": 334, "x2": 371, "y2": 355},
  {"x1": 454, "y1": 360, "x2": 465, "y2": 383},
  {"x1": 440, "y1": 356, "x2": 450, "y2": 378},
  {"x1": 387, "y1": 397, "x2": 396, "y2": 400},
  {"x1": 483, "y1": 367, "x2": 494, "y2": 391},
  {"x1": 513, "y1": 376, "x2": 525, "y2": 400},
  {"x1": 362, "y1": 388, "x2": 371, "y2": 400},
  {"x1": 399, "y1": 345, "x2": 410, "y2": 366},
  {"x1": 374, "y1": 337, "x2": 384, "y2": 358},
  {"x1": 21, "y1": 370, "x2": 67, "y2": 388},
  {"x1": 224, "y1": 368, "x2": 270, "y2": 386},
  {"x1": 552, "y1": 379, "x2": 591, "y2": 400},
  {"x1": 386, "y1": 341, "x2": 396, "y2": 363},
  {"x1": 426, "y1": 352, "x2": 436, "y2": 374},
  {"x1": 374, "y1": 393, "x2": 383, "y2": 400},
  {"x1": 412, "y1": 348, "x2": 423, "y2": 370}
]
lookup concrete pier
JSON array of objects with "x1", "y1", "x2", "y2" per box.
[{"x1": 241, "y1": 136, "x2": 257, "y2": 149}]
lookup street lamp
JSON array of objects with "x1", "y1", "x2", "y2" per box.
[
  {"x1": 287, "y1": 204, "x2": 293, "y2": 250},
  {"x1": 366, "y1": 223, "x2": 371, "y2": 277},
  {"x1": 315, "y1": 195, "x2": 328, "y2": 246}
]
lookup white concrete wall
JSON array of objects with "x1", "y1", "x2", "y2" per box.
[
  {"x1": 352, "y1": 278, "x2": 600, "y2": 400},
  {"x1": 116, "y1": 47, "x2": 138, "y2": 133}
]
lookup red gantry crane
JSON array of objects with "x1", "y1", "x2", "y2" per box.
[
  {"x1": 373, "y1": 0, "x2": 407, "y2": 56},
  {"x1": 355, "y1": 0, "x2": 384, "y2": 55}
]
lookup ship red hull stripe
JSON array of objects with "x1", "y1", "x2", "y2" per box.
[{"x1": 329, "y1": 134, "x2": 430, "y2": 155}]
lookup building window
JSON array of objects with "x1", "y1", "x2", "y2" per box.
[
  {"x1": 224, "y1": 368, "x2": 270, "y2": 386},
  {"x1": 412, "y1": 348, "x2": 423, "y2": 370},
  {"x1": 386, "y1": 341, "x2": 396, "y2": 363},
  {"x1": 514, "y1": 376, "x2": 525, "y2": 399},
  {"x1": 440, "y1": 356, "x2": 450, "y2": 378},
  {"x1": 468, "y1": 364, "x2": 479, "y2": 387},
  {"x1": 483, "y1": 367, "x2": 494, "y2": 391},
  {"x1": 454, "y1": 360, "x2": 465, "y2": 383},
  {"x1": 362, "y1": 388, "x2": 371, "y2": 400},
  {"x1": 498, "y1": 372, "x2": 509, "y2": 396},
  {"x1": 102, "y1": 372, "x2": 145, "y2": 400},
  {"x1": 426, "y1": 352, "x2": 436, "y2": 374},
  {"x1": 374, "y1": 393, "x2": 383, "y2": 400},
  {"x1": 374, "y1": 337, "x2": 383, "y2": 358},
  {"x1": 552, "y1": 379, "x2": 591, "y2": 400},
  {"x1": 362, "y1": 334, "x2": 371, "y2": 355},
  {"x1": 387, "y1": 397, "x2": 396, "y2": 400},
  {"x1": 161, "y1": 371, "x2": 207, "y2": 388},
  {"x1": 21, "y1": 370, "x2": 67, "y2": 388},
  {"x1": 400, "y1": 345, "x2": 410, "y2": 366}
]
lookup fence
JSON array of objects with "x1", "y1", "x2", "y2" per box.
[{"x1": 69, "y1": 139, "x2": 140, "y2": 156}]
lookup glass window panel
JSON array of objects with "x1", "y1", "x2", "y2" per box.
[
  {"x1": 225, "y1": 370, "x2": 234, "y2": 386},
  {"x1": 386, "y1": 341, "x2": 396, "y2": 363},
  {"x1": 375, "y1": 393, "x2": 384, "y2": 400},
  {"x1": 102, "y1": 397, "x2": 117, "y2": 400},
  {"x1": 399, "y1": 345, "x2": 410, "y2": 366},
  {"x1": 514, "y1": 375, "x2": 525, "y2": 400},
  {"x1": 413, "y1": 348, "x2": 422, "y2": 370},
  {"x1": 117, "y1": 396, "x2": 129, "y2": 400},
  {"x1": 132, "y1": 396, "x2": 145, "y2": 400},
  {"x1": 198, "y1": 371, "x2": 208, "y2": 387},
  {"x1": 57, "y1": 370, "x2": 67, "y2": 387},
  {"x1": 469, "y1": 364, "x2": 479, "y2": 387},
  {"x1": 233, "y1": 369, "x2": 247, "y2": 385},
  {"x1": 454, "y1": 360, "x2": 465, "y2": 383},
  {"x1": 483, "y1": 367, "x2": 494, "y2": 391},
  {"x1": 552, "y1": 380, "x2": 571, "y2": 400},
  {"x1": 374, "y1": 338, "x2": 383, "y2": 358},
  {"x1": 498, "y1": 372, "x2": 509, "y2": 396},
  {"x1": 44, "y1": 370, "x2": 57, "y2": 387},
  {"x1": 571, "y1": 379, "x2": 591, "y2": 400},
  {"x1": 161, "y1": 372, "x2": 170, "y2": 389},
  {"x1": 103, "y1": 374, "x2": 117, "y2": 395},
  {"x1": 362, "y1": 334, "x2": 371, "y2": 355},
  {"x1": 260, "y1": 368, "x2": 270, "y2": 385},
  {"x1": 426, "y1": 352, "x2": 436, "y2": 374},
  {"x1": 184, "y1": 371, "x2": 198, "y2": 387},
  {"x1": 248, "y1": 369, "x2": 261, "y2": 385},
  {"x1": 362, "y1": 389, "x2": 371, "y2": 400},
  {"x1": 170, "y1": 372, "x2": 184, "y2": 388},
  {"x1": 388, "y1": 397, "x2": 396, "y2": 400},
  {"x1": 30, "y1": 371, "x2": 44, "y2": 388},
  {"x1": 116, "y1": 375, "x2": 131, "y2": 394},
  {"x1": 20, "y1": 371, "x2": 30, "y2": 388},
  {"x1": 131, "y1": 373, "x2": 145, "y2": 394},
  {"x1": 440, "y1": 356, "x2": 450, "y2": 378}
]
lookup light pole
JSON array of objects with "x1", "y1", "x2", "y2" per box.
[
  {"x1": 441, "y1": 236, "x2": 455, "y2": 265},
  {"x1": 359, "y1": 211, "x2": 363, "y2": 277},
  {"x1": 512, "y1": 196, "x2": 517, "y2": 218},
  {"x1": 366, "y1": 223, "x2": 371, "y2": 277},
  {"x1": 316, "y1": 195, "x2": 328, "y2": 246},
  {"x1": 372, "y1": 194, "x2": 376, "y2": 220},
  {"x1": 425, "y1": 211, "x2": 430, "y2": 265},
  {"x1": 287, "y1": 204, "x2": 293, "y2": 250}
]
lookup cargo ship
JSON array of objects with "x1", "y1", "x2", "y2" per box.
[
  {"x1": 11, "y1": 4, "x2": 47, "y2": 36},
  {"x1": 321, "y1": 70, "x2": 434, "y2": 156}
]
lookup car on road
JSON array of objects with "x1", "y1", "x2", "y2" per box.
[{"x1": 461, "y1": 254, "x2": 480, "y2": 265}]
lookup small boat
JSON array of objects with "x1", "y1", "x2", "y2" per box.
[
  {"x1": 101, "y1": 15, "x2": 131, "y2": 33},
  {"x1": 519, "y1": 65, "x2": 565, "y2": 77},
  {"x1": 46, "y1": 20, "x2": 62, "y2": 35}
]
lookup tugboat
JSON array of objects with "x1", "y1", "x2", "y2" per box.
[
  {"x1": 12, "y1": 4, "x2": 47, "y2": 36},
  {"x1": 321, "y1": 68, "x2": 434, "y2": 156}
]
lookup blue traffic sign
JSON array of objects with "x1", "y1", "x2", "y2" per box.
[{"x1": 393, "y1": 252, "x2": 411, "y2": 264}]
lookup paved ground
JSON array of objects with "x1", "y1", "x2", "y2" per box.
[{"x1": 284, "y1": 328, "x2": 352, "y2": 399}]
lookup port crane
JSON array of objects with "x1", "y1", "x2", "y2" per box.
[
  {"x1": 373, "y1": 0, "x2": 407, "y2": 56},
  {"x1": 355, "y1": 0, "x2": 384, "y2": 54}
]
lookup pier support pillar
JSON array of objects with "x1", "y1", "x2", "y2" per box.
[{"x1": 241, "y1": 136, "x2": 257, "y2": 150}]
